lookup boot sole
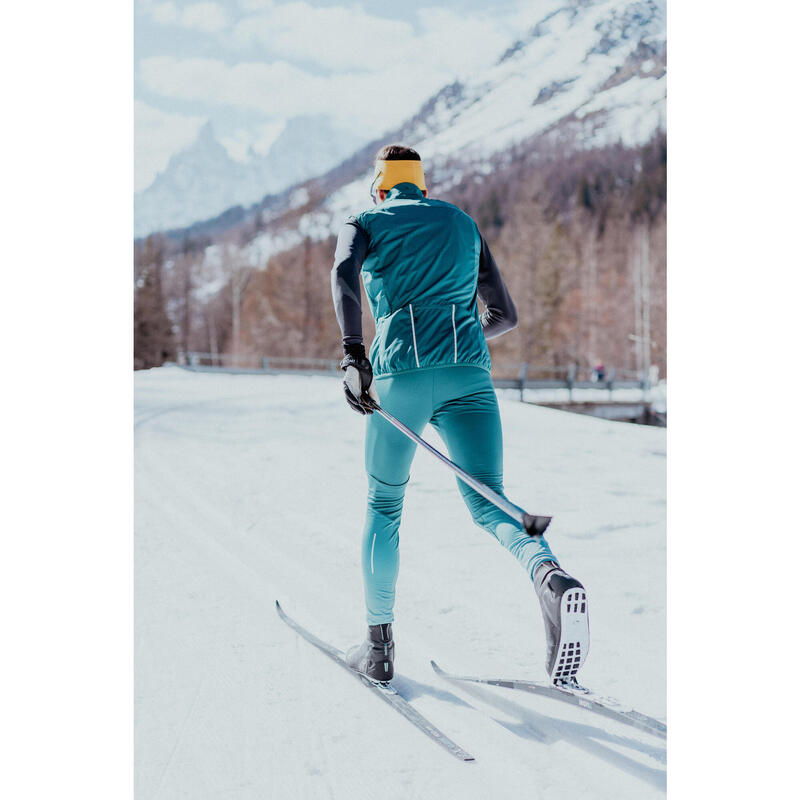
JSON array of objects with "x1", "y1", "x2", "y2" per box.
[{"x1": 551, "y1": 586, "x2": 589, "y2": 684}]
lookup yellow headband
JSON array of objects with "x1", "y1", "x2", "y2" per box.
[{"x1": 372, "y1": 159, "x2": 426, "y2": 192}]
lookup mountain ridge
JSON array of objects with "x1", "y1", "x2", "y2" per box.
[
  {"x1": 137, "y1": 0, "x2": 665, "y2": 248},
  {"x1": 231, "y1": 0, "x2": 665, "y2": 267},
  {"x1": 134, "y1": 114, "x2": 363, "y2": 238},
  {"x1": 135, "y1": 0, "x2": 667, "y2": 378}
]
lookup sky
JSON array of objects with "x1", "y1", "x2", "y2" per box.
[{"x1": 134, "y1": 0, "x2": 550, "y2": 192}]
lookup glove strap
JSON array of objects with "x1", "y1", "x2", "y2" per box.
[{"x1": 342, "y1": 342, "x2": 367, "y2": 361}]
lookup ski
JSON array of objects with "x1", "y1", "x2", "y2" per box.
[
  {"x1": 431, "y1": 660, "x2": 666, "y2": 740},
  {"x1": 275, "y1": 602, "x2": 475, "y2": 761}
]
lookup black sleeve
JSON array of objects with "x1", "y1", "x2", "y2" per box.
[
  {"x1": 477, "y1": 234, "x2": 518, "y2": 340},
  {"x1": 331, "y1": 217, "x2": 369, "y2": 347}
]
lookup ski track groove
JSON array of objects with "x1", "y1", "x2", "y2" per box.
[{"x1": 150, "y1": 673, "x2": 207, "y2": 800}]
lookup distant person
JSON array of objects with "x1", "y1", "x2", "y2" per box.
[
  {"x1": 330, "y1": 145, "x2": 589, "y2": 686},
  {"x1": 593, "y1": 362, "x2": 606, "y2": 382}
]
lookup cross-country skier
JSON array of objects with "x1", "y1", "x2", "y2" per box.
[{"x1": 331, "y1": 145, "x2": 589, "y2": 686}]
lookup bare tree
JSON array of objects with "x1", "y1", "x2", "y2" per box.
[{"x1": 221, "y1": 243, "x2": 252, "y2": 360}]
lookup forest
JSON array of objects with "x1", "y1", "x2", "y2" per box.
[{"x1": 134, "y1": 131, "x2": 666, "y2": 381}]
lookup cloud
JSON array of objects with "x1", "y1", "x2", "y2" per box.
[
  {"x1": 149, "y1": 1, "x2": 179, "y2": 25},
  {"x1": 233, "y1": 3, "x2": 414, "y2": 71},
  {"x1": 135, "y1": 2, "x2": 538, "y2": 176},
  {"x1": 140, "y1": 57, "x2": 317, "y2": 113},
  {"x1": 229, "y1": 2, "x2": 517, "y2": 75},
  {"x1": 138, "y1": 3, "x2": 527, "y2": 130},
  {"x1": 413, "y1": 7, "x2": 518, "y2": 73},
  {"x1": 134, "y1": 101, "x2": 206, "y2": 191},
  {"x1": 139, "y1": 55, "x2": 448, "y2": 131},
  {"x1": 235, "y1": 0, "x2": 276, "y2": 10},
  {"x1": 144, "y1": 1, "x2": 229, "y2": 34},
  {"x1": 182, "y1": 2, "x2": 229, "y2": 32}
]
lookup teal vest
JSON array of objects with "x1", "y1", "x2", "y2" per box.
[{"x1": 355, "y1": 184, "x2": 491, "y2": 377}]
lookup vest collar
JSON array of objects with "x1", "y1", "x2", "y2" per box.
[{"x1": 386, "y1": 183, "x2": 424, "y2": 201}]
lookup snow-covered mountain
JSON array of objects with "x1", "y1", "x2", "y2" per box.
[
  {"x1": 235, "y1": 0, "x2": 665, "y2": 266},
  {"x1": 147, "y1": 0, "x2": 665, "y2": 275},
  {"x1": 413, "y1": 0, "x2": 666, "y2": 159},
  {"x1": 134, "y1": 115, "x2": 362, "y2": 238}
]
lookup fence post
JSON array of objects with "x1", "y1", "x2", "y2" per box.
[
  {"x1": 607, "y1": 367, "x2": 615, "y2": 398},
  {"x1": 518, "y1": 363, "x2": 528, "y2": 402},
  {"x1": 567, "y1": 364, "x2": 576, "y2": 402},
  {"x1": 261, "y1": 357, "x2": 270, "y2": 371}
]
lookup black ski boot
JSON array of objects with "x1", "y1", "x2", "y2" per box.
[
  {"x1": 533, "y1": 561, "x2": 589, "y2": 685},
  {"x1": 345, "y1": 623, "x2": 394, "y2": 683}
]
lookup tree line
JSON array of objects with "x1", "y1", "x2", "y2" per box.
[{"x1": 134, "y1": 131, "x2": 666, "y2": 379}]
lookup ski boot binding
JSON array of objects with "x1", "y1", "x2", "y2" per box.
[{"x1": 345, "y1": 623, "x2": 394, "y2": 685}]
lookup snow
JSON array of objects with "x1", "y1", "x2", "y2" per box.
[
  {"x1": 251, "y1": 0, "x2": 667, "y2": 246},
  {"x1": 136, "y1": 367, "x2": 665, "y2": 798},
  {"x1": 135, "y1": 116, "x2": 364, "y2": 239},
  {"x1": 183, "y1": 1, "x2": 666, "y2": 276},
  {"x1": 288, "y1": 187, "x2": 310, "y2": 209},
  {"x1": 246, "y1": 228, "x2": 304, "y2": 267},
  {"x1": 575, "y1": 75, "x2": 666, "y2": 146},
  {"x1": 403, "y1": 0, "x2": 664, "y2": 161}
]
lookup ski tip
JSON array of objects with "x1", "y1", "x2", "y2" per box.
[
  {"x1": 430, "y1": 660, "x2": 444, "y2": 674},
  {"x1": 275, "y1": 600, "x2": 283, "y2": 613}
]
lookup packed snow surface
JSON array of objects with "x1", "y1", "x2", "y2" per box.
[{"x1": 135, "y1": 367, "x2": 666, "y2": 798}]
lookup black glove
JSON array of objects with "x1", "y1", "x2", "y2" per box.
[{"x1": 340, "y1": 343, "x2": 379, "y2": 415}]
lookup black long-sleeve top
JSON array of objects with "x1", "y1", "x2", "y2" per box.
[{"x1": 330, "y1": 220, "x2": 518, "y2": 347}]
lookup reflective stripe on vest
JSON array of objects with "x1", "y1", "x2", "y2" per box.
[
  {"x1": 409, "y1": 304, "x2": 421, "y2": 368},
  {"x1": 451, "y1": 304, "x2": 458, "y2": 363}
]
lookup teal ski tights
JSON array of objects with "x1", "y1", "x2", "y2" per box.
[{"x1": 362, "y1": 365, "x2": 557, "y2": 624}]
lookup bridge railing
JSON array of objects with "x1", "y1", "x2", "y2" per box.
[
  {"x1": 183, "y1": 352, "x2": 341, "y2": 375},
  {"x1": 180, "y1": 352, "x2": 651, "y2": 397},
  {"x1": 489, "y1": 362, "x2": 650, "y2": 399}
]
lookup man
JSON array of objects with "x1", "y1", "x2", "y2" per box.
[{"x1": 330, "y1": 145, "x2": 589, "y2": 686}]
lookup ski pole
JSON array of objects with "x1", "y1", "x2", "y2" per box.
[{"x1": 365, "y1": 400, "x2": 551, "y2": 536}]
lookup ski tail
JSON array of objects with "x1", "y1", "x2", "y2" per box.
[
  {"x1": 276, "y1": 602, "x2": 475, "y2": 761},
  {"x1": 431, "y1": 660, "x2": 665, "y2": 740}
]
